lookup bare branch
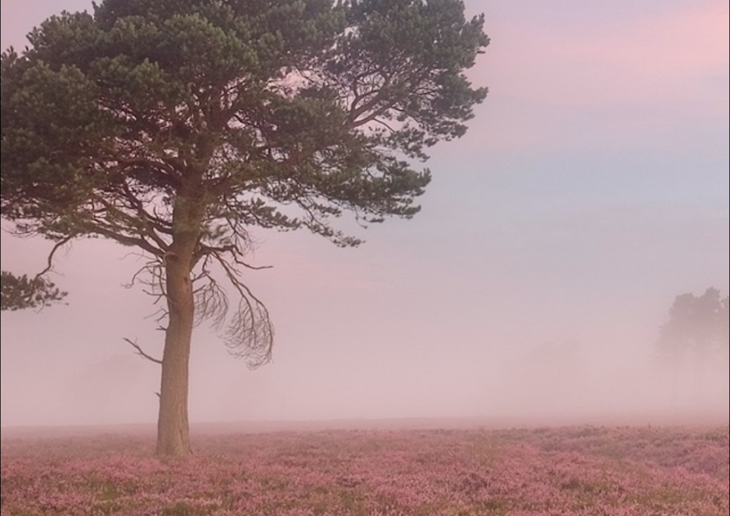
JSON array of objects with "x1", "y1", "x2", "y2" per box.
[
  {"x1": 123, "y1": 256, "x2": 167, "y2": 308},
  {"x1": 87, "y1": 223, "x2": 165, "y2": 257},
  {"x1": 36, "y1": 235, "x2": 74, "y2": 280},
  {"x1": 195, "y1": 243, "x2": 273, "y2": 270},
  {"x1": 123, "y1": 337, "x2": 162, "y2": 365},
  {"x1": 121, "y1": 180, "x2": 174, "y2": 246}
]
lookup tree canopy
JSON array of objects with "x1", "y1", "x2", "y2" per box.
[{"x1": 1, "y1": 0, "x2": 489, "y2": 456}]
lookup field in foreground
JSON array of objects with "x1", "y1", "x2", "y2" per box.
[{"x1": 1, "y1": 425, "x2": 728, "y2": 516}]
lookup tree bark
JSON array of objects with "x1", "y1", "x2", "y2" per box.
[{"x1": 155, "y1": 195, "x2": 201, "y2": 457}]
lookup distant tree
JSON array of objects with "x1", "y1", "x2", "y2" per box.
[
  {"x1": 656, "y1": 287, "x2": 730, "y2": 403},
  {"x1": 0, "y1": 270, "x2": 67, "y2": 311},
  {"x1": 657, "y1": 287, "x2": 729, "y2": 358},
  {"x1": 1, "y1": 0, "x2": 489, "y2": 456}
]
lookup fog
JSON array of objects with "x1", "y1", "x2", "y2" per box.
[
  {"x1": 2, "y1": 235, "x2": 728, "y2": 429},
  {"x1": 1, "y1": 0, "x2": 728, "y2": 431}
]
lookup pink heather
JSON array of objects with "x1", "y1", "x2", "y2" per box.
[{"x1": 1, "y1": 426, "x2": 727, "y2": 515}]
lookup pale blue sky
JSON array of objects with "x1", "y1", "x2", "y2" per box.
[{"x1": 1, "y1": 0, "x2": 728, "y2": 427}]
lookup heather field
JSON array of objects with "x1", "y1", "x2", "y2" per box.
[{"x1": 1, "y1": 424, "x2": 728, "y2": 516}]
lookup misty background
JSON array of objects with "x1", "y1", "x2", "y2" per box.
[{"x1": 1, "y1": 0, "x2": 728, "y2": 428}]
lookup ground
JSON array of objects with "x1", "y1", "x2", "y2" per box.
[{"x1": 1, "y1": 422, "x2": 727, "y2": 515}]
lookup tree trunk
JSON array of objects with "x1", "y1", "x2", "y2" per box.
[
  {"x1": 156, "y1": 245, "x2": 195, "y2": 456},
  {"x1": 155, "y1": 196, "x2": 201, "y2": 457}
]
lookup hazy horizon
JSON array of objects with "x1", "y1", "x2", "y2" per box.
[{"x1": 1, "y1": 0, "x2": 728, "y2": 430}]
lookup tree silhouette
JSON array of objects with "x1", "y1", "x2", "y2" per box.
[
  {"x1": 657, "y1": 287, "x2": 729, "y2": 404},
  {"x1": 1, "y1": 0, "x2": 489, "y2": 455}
]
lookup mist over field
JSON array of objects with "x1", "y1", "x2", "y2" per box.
[
  {"x1": 1, "y1": 0, "x2": 728, "y2": 434},
  {"x1": 2, "y1": 234, "x2": 728, "y2": 430}
]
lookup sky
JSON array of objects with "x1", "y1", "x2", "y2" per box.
[{"x1": 1, "y1": 0, "x2": 728, "y2": 428}]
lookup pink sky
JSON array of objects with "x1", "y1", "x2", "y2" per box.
[{"x1": 1, "y1": 0, "x2": 728, "y2": 427}]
